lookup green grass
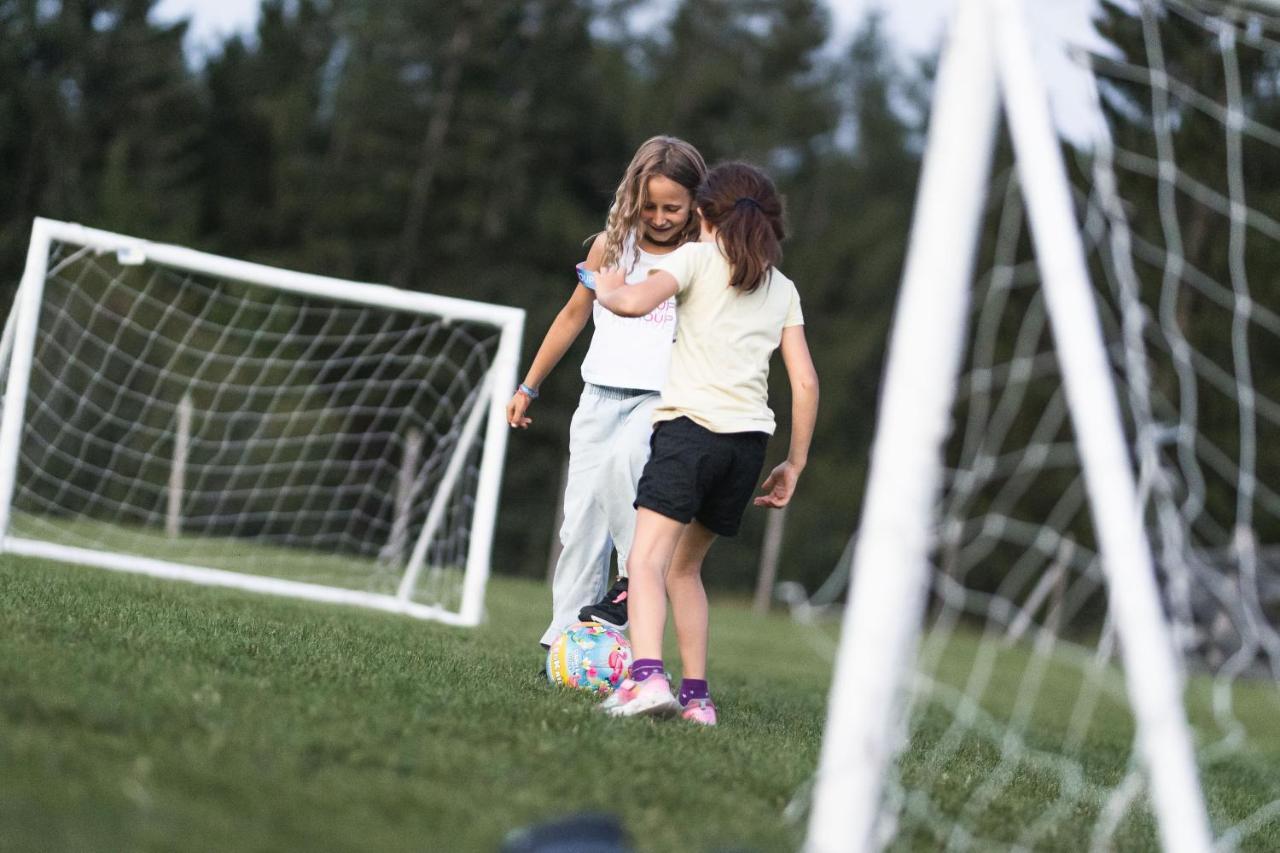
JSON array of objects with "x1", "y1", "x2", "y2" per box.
[
  {"x1": 890, "y1": 632, "x2": 1280, "y2": 851},
  {"x1": 1, "y1": 555, "x2": 828, "y2": 852},
  {"x1": 2, "y1": 555, "x2": 1278, "y2": 851}
]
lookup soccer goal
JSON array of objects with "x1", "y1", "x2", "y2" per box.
[
  {"x1": 0, "y1": 218, "x2": 523, "y2": 626},
  {"x1": 807, "y1": 0, "x2": 1280, "y2": 850}
]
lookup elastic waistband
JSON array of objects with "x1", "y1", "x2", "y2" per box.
[{"x1": 584, "y1": 383, "x2": 658, "y2": 400}]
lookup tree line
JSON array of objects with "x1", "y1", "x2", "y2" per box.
[
  {"x1": 7, "y1": 0, "x2": 1266, "y2": 602},
  {"x1": 2, "y1": 0, "x2": 928, "y2": 594}
]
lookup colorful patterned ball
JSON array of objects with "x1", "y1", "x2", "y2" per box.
[{"x1": 546, "y1": 622, "x2": 632, "y2": 695}]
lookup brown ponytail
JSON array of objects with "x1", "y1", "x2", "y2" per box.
[{"x1": 695, "y1": 163, "x2": 785, "y2": 293}]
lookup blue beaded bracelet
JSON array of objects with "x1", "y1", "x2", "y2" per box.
[{"x1": 518, "y1": 383, "x2": 539, "y2": 400}]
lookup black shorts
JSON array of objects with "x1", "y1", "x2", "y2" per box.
[{"x1": 634, "y1": 417, "x2": 770, "y2": 537}]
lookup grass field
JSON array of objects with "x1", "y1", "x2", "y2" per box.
[
  {"x1": 3, "y1": 554, "x2": 1278, "y2": 852},
  {"x1": 1, "y1": 555, "x2": 831, "y2": 852}
]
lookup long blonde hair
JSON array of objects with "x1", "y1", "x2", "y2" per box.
[{"x1": 595, "y1": 136, "x2": 707, "y2": 269}]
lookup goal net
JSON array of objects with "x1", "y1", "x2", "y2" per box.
[
  {"x1": 806, "y1": 0, "x2": 1280, "y2": 850},
  {"x1": 0, "y1": 219, "x2": 523, "y2": 626}
]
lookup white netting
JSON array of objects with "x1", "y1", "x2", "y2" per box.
[
  {"x1": 0, "y1": 230, "x2": 516, "y2": 620},
  {"x1": 800, "y1": 1, "x2": 1280, "y2": 849}
]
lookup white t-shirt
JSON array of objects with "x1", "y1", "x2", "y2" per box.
[
  {"x1": 650, "y1": 241, "x2": 804, "y2": 435},
  {"x1": 579, "y1": 238, "x2": 678, "y2": 391}
]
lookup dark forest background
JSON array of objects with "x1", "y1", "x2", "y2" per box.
[
  {"x1": 1, "y1": 0, "x2": 930, "y2": 596},
  {"x1": 5, "y1": 0, "x2": 1269, "y2": 599}
]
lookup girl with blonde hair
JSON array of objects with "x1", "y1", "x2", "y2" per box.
[{"x1": 506, "y1": 136, "x2": 707, "y2": 652}]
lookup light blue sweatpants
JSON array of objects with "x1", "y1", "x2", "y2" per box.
[{"x1": 540, "y1": 384, "x2": 659, "y2": 647}]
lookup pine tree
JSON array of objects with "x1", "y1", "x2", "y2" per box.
[{"x1": 0, "y1": 0, "x2": 202, "y2": 288}]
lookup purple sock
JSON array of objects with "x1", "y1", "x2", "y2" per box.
[
  {"x1": 678, "y1": 678, "x2": 709, "y2": 706},
  {"x1": 630, "y1": 658, "x2": 664, "y2": 682}
]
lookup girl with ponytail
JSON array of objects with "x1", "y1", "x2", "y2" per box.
[{"x1": 593, "y1": 162, "x2": 820, "y2": 725}]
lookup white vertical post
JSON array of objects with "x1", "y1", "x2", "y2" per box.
[
  {"x1": 167, "y1": 392, "x2": 193, "y2": 539},
  {"x1": 457, "y1": 315, "x2": 522, "y2": 626},
  {"x1": 380, "y1": 426, "x2": 424, "y2": 564},
  {"x1": 989, "y1": 0, "x2": 1211, "y2": 849},
  {"x1": 0, "y1": 284, "x2": 22, "y2": 382},
  {"x1": 805, "y1": 0, "x2": 1000, "y2": 849},
  {"x1": 397, "y1": 371, "x2": 496, "y2": 603},
  {"x1": 0, "y1": 219, "x2": 54, "y2": 543}
]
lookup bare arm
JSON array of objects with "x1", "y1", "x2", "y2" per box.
[
  {"x1": 594, "y1": 268, "x2": 678, "y2": 318},
  {"x1": 755, "y1": 324, "x2": 819, "y2": 508},
  {"x1": 506, "y1": 238, "x2": 604, "y2": 428}
]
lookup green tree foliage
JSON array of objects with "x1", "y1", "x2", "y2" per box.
[
  {"x1": 0, "y1": 0, "x2": 930, "y2": 595},
  {"x1": 626, "y1": 0, "x2": 837, "y2": 163},
  {"x1": 0, "y1": 0, "x2": 201, "y2": 291},
  {"x1": 770, "y1": 16, "x2": 924, "y2": 590},
  {"x1": 196, "y1": 0, "x2": 337, "y2": 261}
]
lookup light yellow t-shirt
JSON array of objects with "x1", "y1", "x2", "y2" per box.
[{"x1": 649, "y1": 241, "x2": 804, "y2": 435}]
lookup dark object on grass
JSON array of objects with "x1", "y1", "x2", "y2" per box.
[{"x1": 501, "y1": 812, "x2": 631, "y2": 853}]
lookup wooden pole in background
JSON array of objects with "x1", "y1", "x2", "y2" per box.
[{"x1": 754, "y1": 504, "x2": 789, "y2": 614}]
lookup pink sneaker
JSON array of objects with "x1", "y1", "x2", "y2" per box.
[
  {"x1": 681, "y1": 697, "x2": 717, "y2": 726},
  {"x1": 600, "y1": 672, "x2": 680, "y2": 718}
]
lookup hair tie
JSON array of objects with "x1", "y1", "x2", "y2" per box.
[{"x1": 734, "y1": 197, "x2": 762, "y2": 210}]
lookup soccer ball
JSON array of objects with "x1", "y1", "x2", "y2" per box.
[{"x1": 546, "y1": 622, "x2": 632, "y2": 695}]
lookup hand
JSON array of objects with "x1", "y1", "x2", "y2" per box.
[
  {"x1": 754, "y1": 461, "x2": 800, "y2": 508},
  {"x1": 595, "y1": 267, "x2": 625, "y2": 295},
  {"x1": 506, "y1": 391, "x2": 532, "y2": 428}
]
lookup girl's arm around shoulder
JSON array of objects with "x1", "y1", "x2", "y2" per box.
[
  {"x1": 754, "y1": 324, "x2": 819, "y2": 508},
  {"x1": 594, "y1": 268, "x2": 678, "y2": 318}
]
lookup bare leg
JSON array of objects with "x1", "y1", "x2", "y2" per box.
[
  {"x1": 666, "y1": 520, "x2": 718, "y2": 680},
  {"x1": 625, "y1": 507, "x2": 687, "y2": 662}
]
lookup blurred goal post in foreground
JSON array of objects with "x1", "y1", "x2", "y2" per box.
[
  {"x1": 807, "y1": 0, "x2": 1280, "y2": 850},
  {"x1": 0, "y1": 218, "x2": 523, "y2": 627}
]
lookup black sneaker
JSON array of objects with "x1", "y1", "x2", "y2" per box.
[{"x1": 578, "y1": 578, "x2": 629, "y2": 630}]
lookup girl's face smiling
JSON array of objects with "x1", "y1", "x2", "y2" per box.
[{"x1": 639, "y1": 175, "x2": 694, "y2": 251}]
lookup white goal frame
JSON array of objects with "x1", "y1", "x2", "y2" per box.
[
  {"x1": 0, "y1": 217, "x2": 524, "y2": 627},
  {"x1": 806, "y1": 0, "x2": 1218, "y2": 850}
]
